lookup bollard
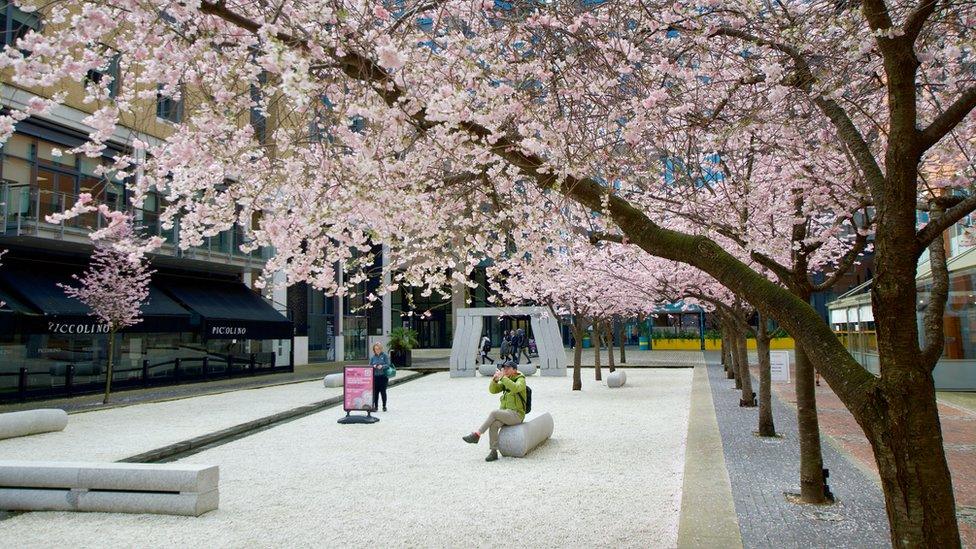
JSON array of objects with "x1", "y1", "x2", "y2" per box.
[
  {"x1": 65, "y1": 364, "x2": 75, "y2": 396},
  {"x1": 142, "y1": 359, "x2": 150, "y2": 385},
  {"x1": 18, "y1": 367, "x2": 28, "y2": 401},
  {"x1": 249, "y1": 354, "x2": 256, "y2": 375},
  {"x1": 173, "y1": 358, "x2": 182, "y2": 382}
]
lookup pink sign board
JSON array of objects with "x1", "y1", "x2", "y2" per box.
[{"x1": 343, "y1": 366, "x2": 375, "y2": 412}]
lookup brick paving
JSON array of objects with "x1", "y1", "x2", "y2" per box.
[
  {"x1": 705, "y1": 353, "x2": 891, "y2": 548},
  {"x1": 766, "y1": 362, "x2": 976, "y2": 547}
]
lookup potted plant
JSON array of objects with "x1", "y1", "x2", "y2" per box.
[{"x1": 388, "y1": 327, "x2": 418, "y2": 368}]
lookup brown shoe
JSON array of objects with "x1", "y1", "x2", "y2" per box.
[
  {"x1": 462, "y1": 432, "x2": 480, "y2": 444},
  {"x1": 485, "y1": 450, "x2": 499, "y2": 462}
]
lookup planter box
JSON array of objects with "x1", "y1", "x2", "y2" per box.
[
  {"x1": 390, "y1": 349, "x2": 412, "y2": 368},
  {"x1": 652, "y1": 339, "x2": 701, "y2": 350}
]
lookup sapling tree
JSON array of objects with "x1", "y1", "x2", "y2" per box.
[{"x1": 60, "y1": 209, "x2": 153, "y2": 404}]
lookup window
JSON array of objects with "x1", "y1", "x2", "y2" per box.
[
  {"x1": 250, "y1": 72, "x2": 268, "y2": 143},
  {"x1": 0, "y1": 2, "x2": 41, "y2": 47},
  {"x1": 85, "y1": 54, "x2": 121, "y2": 99},
  {"x1": 0, "y1": 131, "x2": 123, "y2": 223},
  {"x1": 156, "y1": 85, "x2": 183, "y2": 123}
]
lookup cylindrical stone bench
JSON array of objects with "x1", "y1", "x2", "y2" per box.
[
  {"x1": 517, "y1": 363, "x2": 537, "y2": 376},
  {"x1": 0, "y1": 409, "x2": 68, "y2": 441},
  {"x1": 498, "y1": 412, "x2": 554, "y2": 458},
  {"x1": 607, "y1": 370, "x2": 627, "y2": 388},
  {"x1": 323, "y1": 373, "x2": 343, "y2": 388},
  {"x1": 478, "y1": 363, "x2": 496, "y2": 376},
  {"x1": 0, "y1": 461, "x2": 219, "y2": 516}
]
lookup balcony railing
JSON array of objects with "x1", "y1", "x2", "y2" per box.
[{"x1": 1, "y1": 183, "x2": 270, "y2": 264}]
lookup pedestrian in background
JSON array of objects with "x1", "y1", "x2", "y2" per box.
[
  {"x1": 370, "y1": 342, "x2": 391, "y2": 412},
  {"x1": 500, "y1": 330, "x2": 512, "y2": 361},
  {"x1": 479, "y1": 334, "x2": 495, "y2": 365}
]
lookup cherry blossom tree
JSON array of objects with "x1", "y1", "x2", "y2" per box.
[
  {"x1": 2, "y1": 0, "x2": 974, "y2": 543},
  {"x1": 60, "y1": 212, "x2": 152, "y2": 404}
]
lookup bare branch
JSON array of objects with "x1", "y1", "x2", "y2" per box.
[{"x1": 918, "y1": 87, "x2": 976, "y2": 152}]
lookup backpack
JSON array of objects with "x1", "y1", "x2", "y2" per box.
[
  {"x1": 519, "y1": 385, "x2": 532, "y2": 415},
  {"x1": 482, "y1": 338, "x2": 491, "y2": 352}
]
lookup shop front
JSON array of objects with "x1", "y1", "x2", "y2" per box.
[{"x1": 0, "y1": 255, "x2": 294, "y2": 402}]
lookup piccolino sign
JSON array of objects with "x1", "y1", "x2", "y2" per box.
[
  {"x1": 48, "y1": 322, "x2": 110, "y2": 334},
  {"x1": 211, "y1": 326, "x2": 247, "y2": 336}
]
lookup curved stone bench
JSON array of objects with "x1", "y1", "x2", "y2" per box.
[
  {"x1": 0, "y1": 461, "x2": 219, "y2": 516},
  {"x1": 498, "y1": 412, "x2": 553, "y2": 458},
  {"x1": 607, "y1": 370, "x2": 627, "y2": 388},
  {"x1": 478, "y1": 363, "x2": 496, "y2": 376},
  {"x1": 517, "y1": 363, "x2": 537, "y2": 376},
  {"x1": 0, "y1": 409, "x2": 68, "y2": 441},
  {"x1": 323, "y1": 373, "x2": 343, "y2": 388}
]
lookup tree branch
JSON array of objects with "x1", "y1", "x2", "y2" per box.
[
  {"x1": 711, "y1": 27, "x2": 887, "y2": 188},
  {"x1": 811, "y1": 231, "x2": 869, "y2": 292},
  {"x1": 903, "y1": 0, "x2": 938, "y2": 42},
  {"x1": 920, "y1": 203, "x2": 949, "y2": 368},
  {"x1": 918, "y1": 87, "x2": 976, "y2": 151},
  {"x1": 916, "y1": 191, "x2": 976, "y2": 251}
]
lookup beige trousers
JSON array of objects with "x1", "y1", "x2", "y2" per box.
[{"x1": 479, "y1": 409, "x2": 523, "y2": 450}]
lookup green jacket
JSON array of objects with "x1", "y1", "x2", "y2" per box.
[{"x1": 489, "y1": 373, "x2": 526, "y2": 420}]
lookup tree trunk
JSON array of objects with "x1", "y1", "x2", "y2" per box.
[
  {"x1": 795, "y1": 344, "x2": 828, "y2": 503},
  {"x1": 868, "y1": 149, "x2": 959, "y2": 545},
  {"x1": 571, "y1": 316, "x2": 583, "y2": 391},
  {"x1": 594, "y1": 318, "x2": 602, "y2": 381},
  {"x1": 606, "y1": 322, "x2": 615, "y2": 373},
  {"x1": 720, "y1": 324, "x2": 729, "y2": 374},
  {"x1": 756, "y1": 315, "x2": 776, "y2": 437},
  {"x1": 868, "y1": 372, "x2": 960, "y2": 547},
  {"x1": 103, "y1": 328, "x2": 116, "y2": 405},
  {"x1": 730, "y1": 326, "x2": 742, "y2": 389},
  {"x1": 617, "y1": 320, "x2": 626, "y2": 364},
  {"x1": 735, "y1": 324, "x2": 755, "y2": 407}
]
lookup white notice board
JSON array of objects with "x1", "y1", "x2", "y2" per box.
[{"x1": 770, "y1": 351, "x2": 791, "y2": 383}]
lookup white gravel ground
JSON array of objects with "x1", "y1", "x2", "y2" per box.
[
  {"x1": 0, "y1": 369, "x2": 694, "y2": 548},
  {"x1": 0, "y1": 373, "x2": 417, "y2": 462}
]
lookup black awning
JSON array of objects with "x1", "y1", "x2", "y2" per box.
[
  {"x1": 0, "y1": 260, "x2": 192, "y2": 334},
  {"x1": 157, "y1": 276, "x2": 292, "y2": 340}
]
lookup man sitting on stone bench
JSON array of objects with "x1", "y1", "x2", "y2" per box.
[{"x1": 462, "y1": 360, "x2": 526, "y2": 462}]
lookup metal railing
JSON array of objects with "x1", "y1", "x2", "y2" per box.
[
  {"x1": 0, "y1": 183, "x2": 270, "y2": 264},
  {"x1": 0, "y1": 352, "x2": 287, "y2": 403}
]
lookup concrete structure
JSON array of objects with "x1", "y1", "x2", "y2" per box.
[
  {"x1": 498, "y1": 412, "x2": 554, "y2": 458},
  {"x1": 607, "y1": 370, "x2": 627, "y2": 388},
  {"x1": 0, "y1": 461, "x2": 219, "y2": 516},
  {"x1": 450, "y1": 307, "x2": 566, "y2": 378},
  {"x1": 0, "y1": 409, "x2": 68, "y2": 440},
  {"x1": 323, "y1": 373, "x2": 343, "y2": 388},
  {"x1": 478, "y1": 362, "x2": 496, "y2": 377},
  {"x1": 517, "y1": 362, "x2": 537, "y2": 376}
]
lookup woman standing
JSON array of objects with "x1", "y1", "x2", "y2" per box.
[{"x1": 370, "y1": 342, "x2": 391, "y2": 412}]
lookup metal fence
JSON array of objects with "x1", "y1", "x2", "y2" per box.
[{"x1": 0, "y1": 352, "x2": 288, "y2": 403}]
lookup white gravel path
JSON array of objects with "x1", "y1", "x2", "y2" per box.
[
  {"x1": 0, "y1": 369, "x2": 694, "y2": 548},
  {"x1": 0, "y1": 373, "x2": 417, "y2": 462}
]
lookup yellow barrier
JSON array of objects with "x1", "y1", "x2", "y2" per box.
[
  {"x1": 650, "y1": 339, "x2": 701, "y2": 350},
  {"x1": 650, "y1": 338, "x2": 796, "y2": 351},
  {"x1": 746, "y1": 337, "x2": 796, "y2": 350}
]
